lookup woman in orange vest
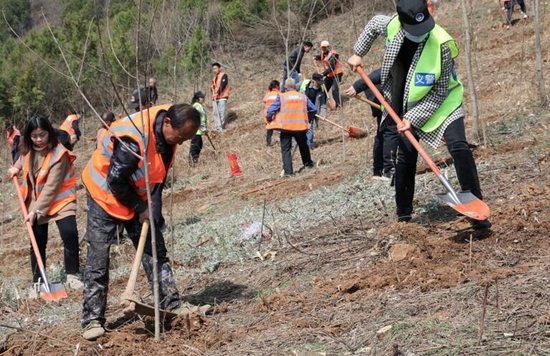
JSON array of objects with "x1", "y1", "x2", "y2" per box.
[
  {"x1": 58, "y1": 113, "x2": 82, "y2": 150},
  {"x1": 262, "y1": 80, "x2": 280, "y2": 152},
  {"x1": 96, "y1": 111, "x2": 115, "y2": 149},
  {"x1": 5, "y1": 122, "x2": 22, "y2": 163},
  {"x1": 8, "y1": 114, "x2": 82, "y2": 296},
  {"x1": 314, "y1": 40, "x2": 344, "y2": 108}
]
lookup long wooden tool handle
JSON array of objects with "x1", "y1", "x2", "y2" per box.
[
  {"x1": 12, "y1": 176, "x2": 49, "y2": 279},
  {"x1": 354, "y1": 95, "x2": 382, "y2": 111},
  {"x1": 122, "y1": 219, "x2": 150, "y2": 298},
  {"x1": 315, "y1": 114, "x2": 349, "y2": 132},
  {"x1": 356, "y1": 67, "x2": 442, "y2": 177}
]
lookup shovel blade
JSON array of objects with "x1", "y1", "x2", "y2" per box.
[
  {"x1": 123, "y1": 296, "x2": 177, "y2": 318},
  {"x1": 437, "y1": 191, "x2": 491, "y2": 221},
  {"x1": 348, "y1": 127, "x2": 367, "y2": 139},
  {"x1": 39, "y1": 283, "x2": 68, "y2": 301}
]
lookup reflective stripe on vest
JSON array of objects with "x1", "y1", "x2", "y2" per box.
[
  {"x1": 386, "y1": 17, "x2": 464, "y2": 133},
  {"x1": 193, "y1": 102, "x2": 207, "y2": 135},
  {"x1": 7, "y1": 128, "x2": 21, "y2": 149},
  {"x1": 21, "y1": 143, "x2": 77, "y2": 216},
  {"x1": 263, "y1": 90, "x2": 279, "y2": 123},
  {"x1": 60, "y1": 114, "x2": 80, "y2": 136},
  {"x1": 266, "y1": 91, "x2": 309, "y2": 132},
  {"x1": 211, "y1": 71, "x2": 230, "y2": 99},
  {"x1": 82, "y1": 105, "x2": 175, "y2": 220},
  {"x1": 321, "y1": 50, "x2": 343, "y2": 77}
]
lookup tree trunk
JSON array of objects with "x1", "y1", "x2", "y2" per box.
[
  {"x1": 460, "y1": 0, "x2": 484, "y2": 144},
  {"x1": 532, "y1": 0, "x2": 549, "y2": 107}
]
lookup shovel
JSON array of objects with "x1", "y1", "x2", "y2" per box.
[
  {"x1": 13, "y1": 176, "x2": 67, "y2": 301},
  {"x1": 356, "y1": 67, "x2": 490, "y2": 221},
  {"x1": 119, "y1": 220, "x2": 177, "y2": 317},
  {"x1": 315, "y1": 114, "x2": 367, "y2": 139},
  {"x1": 354, "y1": 95, "x2": 382, "y2": 111}
]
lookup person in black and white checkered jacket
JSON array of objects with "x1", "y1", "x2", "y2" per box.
[{"x1": 347, "y1": 0, "x2": 491, "y2": 230}]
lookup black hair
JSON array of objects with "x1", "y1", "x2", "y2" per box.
[
  {"x1": 268, "y1": 80, "x2": 280, "y2": 91},
  {"x1": 101, "y1": 111, "x2": 115, "y2": 122},
  {"x1": 21, "y1": 114, "x2": 59, "y2": 155},
  {"x1": 166, "y1": 103, "x2": 200, "y2": 130},
  {"x1": 303, "y1": 41, "x2": 313, "y2": 47},
  {"x1": 212, "y1": 62, "x2": 221, "y2": 68}
]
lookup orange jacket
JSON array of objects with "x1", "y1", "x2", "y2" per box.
[
  {"x1": 82, "y1": 105, "x2": 174, "y2": 220},
  {"x1": 321, "y1": 50, "x2": 343, "y2": 77},
  {"x1": 59, "y1": 114, "x2": 80, "y2": 136},
  {"x1": 21, "y1": 143, "x2": 77, "y2": 216},
  {"x1": 266, "y1": 91, "x2": 309, "y2": 132},
  {"x1": 211, "y1": 71, "x2": 230, "y2": 99},
  {"x1": 6, "y1": 128, "x2": 21, "y2": 149},
  {"x1": 96, "y1": 128, "x2": 109, "y2": 149},
  {"x1": 263, "y1": 90, "x2": 279, "y2": 124}
]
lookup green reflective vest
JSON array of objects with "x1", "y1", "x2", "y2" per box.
[
  {"x1": 299, "y1": 79, "x2": 311, "y2": 94},
  {"x1": 193, "y1": 102, "x2": 206, "y2": 135},
  {"x1": 386, "y1": 17, "x2": 464, "y2": 132}
]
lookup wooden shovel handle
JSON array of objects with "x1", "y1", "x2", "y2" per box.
[
  {"x1": 354, "y1": 95, "x2": 382, "y2": 111},
  {"x1": 315, "y1": 114, "x2": 349, "y2": 133},
  {"x1": 122, "y1": 219, "x2": 150, "y2": 300},
  {"x1": 355, "y1": 67, "x2": 442, "y2": 178}
]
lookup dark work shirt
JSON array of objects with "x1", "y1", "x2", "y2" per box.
[
  {"x1": 352, "y1": 68, "x2": 382, "y2": 118},
  {"x1": 107, "y1": 112, "x2": 173, "y2": 214},
  {"x1": 284, "y1": 46, "x2": 306, "y2": 73},
  {"x1": 148, "y1": 86, "x2": 158, "y2": 104}
]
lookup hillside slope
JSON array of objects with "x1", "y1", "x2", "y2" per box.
[{"x1": 1, "y1": 0, "x2": 550, "y2": 355}]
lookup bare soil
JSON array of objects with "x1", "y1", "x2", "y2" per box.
[{"x1": 1, "y1": 1, "x2": 550, "y2": 355}]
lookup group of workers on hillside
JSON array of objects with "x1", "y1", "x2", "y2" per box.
[{"x1": 4, "y1": 0, "x2": 494, "y2": 342}]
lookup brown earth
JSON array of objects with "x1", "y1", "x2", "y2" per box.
[{"x1": 1, "y1": 0, "x2": 550, "y2": 355}]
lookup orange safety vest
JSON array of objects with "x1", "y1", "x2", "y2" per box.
[
  {"x1": 263, "y1": 90, "x2": 279, "y2": 124},
  {"x1": 21, "y1": 143, "x2": 77, "y2": 216},
  {"x1": 211, "y1": 71, "x2": 230, "y2": 99},
  {"x1": 59, "y1": 114, "x2": 80, "y2": 136},
  {"x1": 266, "y1": 91, "x2": 309, "y2": 132},
  {"x1": 82, "y1": 105, "x2": 175, "y2": 220},
  {"x1": 321, "y1": 49, "x2": 343, "y2": 77},
  {"x1": 96, "y1": 128, "x2": 109, "y2": 149},
  {"x1": 6, "y1": 128, "x2": 21, "y2": 149}
]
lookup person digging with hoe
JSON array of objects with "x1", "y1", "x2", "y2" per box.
[
  {"x1": 347, "y1": 0, "x2": 491, "y2": 229},
  {"x1": 81, "y1": 103, "x2": 211, "y2": 341}
]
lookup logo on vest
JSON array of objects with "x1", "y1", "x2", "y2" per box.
[
  {"x1": 415, "y1": 73, "x2": 436, "y2": 87},
  {"x1": 415, "y1": 13, "x2": 425, "y2": 22}
]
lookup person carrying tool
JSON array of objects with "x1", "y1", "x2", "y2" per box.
[
  {"x1": 299, "y1": 73, "x2": 327, "y2": 150},
  {"x1": 96, "y1": 111, "x2": 115, "y2": 149},
  {"x1": 147, "y1": 77, "x2": 158, "y2": 105},
  {"x1": 347, "y1": 0, "x2": 491, "y2": 229},
  {"x1": 266, "y1": 78, "x2": 316, "y2": 177},
  {"x1": 5, "y1": 122, "x2": 22, "y2": 163},
  {"x1": 211, "y1": 62, "x2": 229, "y2": 132},
  {"x1": 313, "y1": 40, "x2": 344, "y2": 108},
  {"x1": 7, "y1": 114, "x2": 82, "y2": 298},
  {"x1": 282, "y1": 41, "x2": 313, "y2": 93},
  {"x1": 57, "y1": 113, "x2": 82, "y2": 151},
  {"x1": 80, "y1": 103, "x2": 210, "y2": 340},
  {"x1": 263, "y1": 80, "x2": 280, "y2": 153},
  {"x1": 189, "y1": 91, "x2": 208, "y2": 165},
  {"x1": 345, "y1": 68, "x2": 399, "y2": 180},
  {"x1": 499, "y1": 0, "x2": 528, "y2": 28}
]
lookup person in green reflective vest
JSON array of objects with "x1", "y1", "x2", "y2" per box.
[{"x1": 347, "y1": 0, "x2": 491, "y2": 230}]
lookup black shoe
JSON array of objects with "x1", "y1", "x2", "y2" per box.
[
  {"x1": 470, "y1": 218, "x2": 492, "y2": 230},
  {"x1": 397, "y1": 215, "x2": 412, "y2": 223}
]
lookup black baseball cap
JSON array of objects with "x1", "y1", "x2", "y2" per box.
[{"x1": 396, "y1": 0, "x2": 435, "y2": 36}]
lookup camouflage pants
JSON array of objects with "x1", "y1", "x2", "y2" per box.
[{"x1": 81, "y1": 194, "x2": 181, "y2": 327}]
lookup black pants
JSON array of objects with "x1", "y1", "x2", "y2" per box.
[
  {"x1": 82, "y1": 194, "x2": 181, "y2": 326},
  {"x1": 394, "y1": 117, "x2": 483, "y2": 219},
  {"x1": 324, "y1": 73, "x2": 343, "y2": 107},
  {"x1": 266, "y1": 129, "x2": 274, "y2": 147},
  {"x1": 31, "y1": 215, "x2": 80, "y2": 283},
  {"x1": 505, "y1": 0, "x2": 527, "y2": 25},
  {"x1": 189, "y1": 135, "x2": 203, "y2": 161},
  {"x1": 372, "y1": 118, "x2": 398, "y2": 176},
  {"x1": 280, "y1": 131, "x2": 312, "y2": 176}
]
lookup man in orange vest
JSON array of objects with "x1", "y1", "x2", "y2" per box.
[
  {"x1": 5, "y1": 122, "x2": 22, "y2": 163},
  {"x1": 314, "y1": 40, "x2": 344, "y2": 108},
  {"x1": 81, "y1": 103, "x2": 210, "y2": 340},
  {"x1": 211, "y1": 62, "x2": 229, "y2": 132},
  {"x1": 266, "y1": 78, "x2": 316, "y2": 177},
  {"x1": 57, "y1": 113, "x2": 82, "y2": 150}
]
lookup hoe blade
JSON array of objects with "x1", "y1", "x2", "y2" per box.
[
  {"x1": 39, "y1": 282, "x2": 68, "y2": 301},
  {"x1": 437, "y1": 191, "x2": 491, "y2": 221}
]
